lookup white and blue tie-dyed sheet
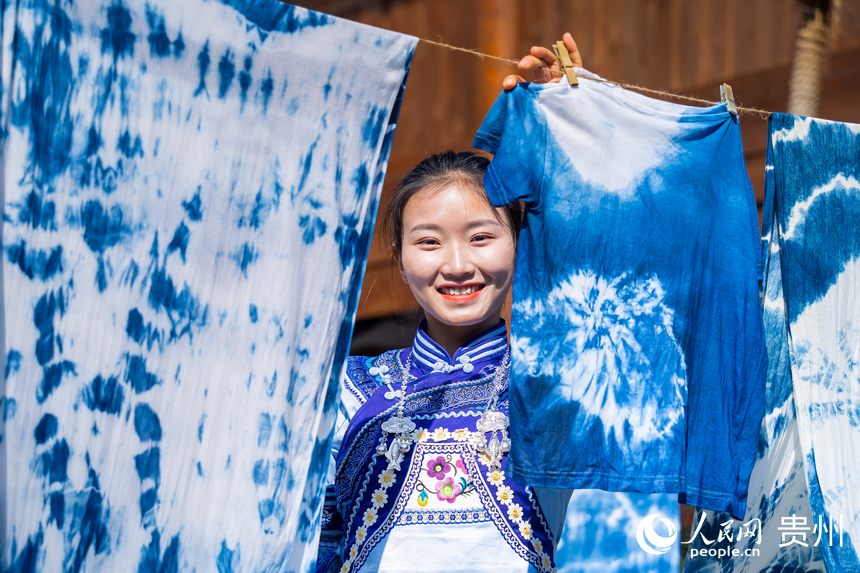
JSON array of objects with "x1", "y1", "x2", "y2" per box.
[
  {"x1": 556, "y1": 492, "x2": 679, "y2": 573},
  {"x1": 684, "y1": 113, "x2": 859, "y2": 572},
  {"x1": 769, "y1": 113, "x2": 860, "y2": 572},
  {"x1": 473, "y1": 69, "x2": 767, "y2": 519},
  {"x1": 0, "y1": 1, "x2": 416, "y2": 571}
]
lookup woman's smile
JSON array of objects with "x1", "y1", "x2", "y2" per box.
[
  {"x1": 398, "y1": 183, "x2": 515, "y2": 353},
  {"x1": 437, "y1": 283, "x2": 486, "y2": 301}
]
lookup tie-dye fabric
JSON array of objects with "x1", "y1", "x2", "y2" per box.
[
  {"x1": 0, "y1": 1, "x2": 415, "y2": 571},
  {"x1": 767, "y1": 113, "x2": 860, "y2": 572},
  {"x1": 556, "y1": 492, "x2": 680, "y2": 573},
  {"x1": 473, "y1": 69, "x2": 767, "y2": 519},
  {"x1": 683, "y1": 113, "x2": 860, "y2": 572},
  {"x1": 753, "y1": 113, "x2": 859, "y2": 571}
]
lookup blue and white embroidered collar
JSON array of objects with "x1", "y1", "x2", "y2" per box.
[{"x1": 411, "y1": 319, "x2": 508, "y2": 375}]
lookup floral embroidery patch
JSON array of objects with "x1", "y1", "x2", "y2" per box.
[{"x1": 414, "y1": 453, "x2": 475, "y2": 507}]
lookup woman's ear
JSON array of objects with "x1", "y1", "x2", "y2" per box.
[{"x1": 392, "y1": 246, "x2": 407, "y2": 283}]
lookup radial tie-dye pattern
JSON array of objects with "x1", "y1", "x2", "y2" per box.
[
  {"x1": 0, "y1": 1, "x2": 416, "y2": 571},
  {"x1": 473, "y1": 69, "x2": 767, "y2": 519},
  {"x1": 556, "y1": 491, "x2": 680, "y2": 573}
]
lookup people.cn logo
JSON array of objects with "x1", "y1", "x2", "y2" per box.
[{"x1": 635, "y1": 513, "x2": 678, "y2": 555}]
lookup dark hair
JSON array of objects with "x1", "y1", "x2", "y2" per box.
[{"x1": 382, "y1": 151, "x2": 523, "y2": 260}]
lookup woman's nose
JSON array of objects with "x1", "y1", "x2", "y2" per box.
[{"x1": 441, "y1": 244, "x2": 476, "y2": 276}]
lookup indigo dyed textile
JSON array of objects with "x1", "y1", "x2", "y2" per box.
[
  {"x1": 0, "y1": 1, "x2": 415, "y2": 571},
  {"x1": 556, "y1": 492, "x2": 679, "y2": 573},
  {"x1": 766, "y1": 114, "x2": 860, "y2": 572},
  {"x1": 473, "y1": 69, "x2": 767, "y2": 519},
  {"x1": 684, "y1": 113, "x2": 860, "y2": 572},
  {"x1": 681, "y1": 113, "x2": 835, "y2": 573}
]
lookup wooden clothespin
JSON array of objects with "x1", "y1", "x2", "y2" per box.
[
  {"x1": 552, "y1": 40, "x2": 578, "y2": 86},
  {"x1": 720, "y1": 83, "x2": 738, "y2": 117}
]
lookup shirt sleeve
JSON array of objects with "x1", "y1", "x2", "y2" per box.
[{"x1": 473, "y1": 85, "x2": 548, "y2": 207}]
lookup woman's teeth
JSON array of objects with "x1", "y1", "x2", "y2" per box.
[{"x1": 439, "y1": 285, "x2": 482, "y2": 295}]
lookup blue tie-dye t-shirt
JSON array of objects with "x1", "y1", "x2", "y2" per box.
[{"x1": 473, "y1": 69, "x2": 767, "y2": 519}]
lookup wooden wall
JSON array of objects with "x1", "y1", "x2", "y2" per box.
[{"x1": 294, "y1": 0, "x2": 860, "y2": 320}]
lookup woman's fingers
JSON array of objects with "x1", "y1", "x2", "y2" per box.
[
  {"x1": 562, "y1": 32, "x2": 582, "y2": 68},
  {"x1": 518, "y1": 53, "x2": 559, "y2": 83},
  {"x1": 529, "y1": 46, "x2": 560, "y2": 72},
  {"x1": 502, "y1": 74, "x2": 526, "y2": 90},
  {"x1": 502, "y1": 34, "x2": 583, "y2": 90}
]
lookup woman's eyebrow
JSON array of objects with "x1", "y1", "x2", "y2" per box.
[
  {"x1": 407, "y1": 219, "x2": 501, "y2": 234},
  {"x1": 407, "y1": 223, "x2": 441, "y2": 233},
  {"x1": 466, "y1": 219, "x2": 502, "y2": 229}
]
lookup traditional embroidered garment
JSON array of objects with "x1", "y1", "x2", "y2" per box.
[
  {"x1": 0, "y1": 1, "x2": 415, "y2": 571},
  {"x1": 317, "y1": 320, "x2": 566, "y2": 573},
  {"x1": 473, "y1": 69, "x2": 767, "y2": 519}
]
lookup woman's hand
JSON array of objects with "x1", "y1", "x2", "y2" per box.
[{"x1": 502, "y1": 32, "x2": 582, "y2": 90}]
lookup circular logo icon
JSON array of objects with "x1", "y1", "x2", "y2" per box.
[{"x1": 635, "y1": 513, "x2": 678, "y2": 555}]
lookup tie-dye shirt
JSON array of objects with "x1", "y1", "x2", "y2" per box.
[
  {"x1": 317, "y1": 320, "x2": 568, "y2": 573},
  {"x1": 472, "y1": 69, "x2": 767, "y2": 519}
]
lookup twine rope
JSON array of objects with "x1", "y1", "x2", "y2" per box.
[{"x1": 419, "y1": 37, "x2": 772, "y2": 120}]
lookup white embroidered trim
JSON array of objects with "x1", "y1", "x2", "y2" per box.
[{"x1": 339, "y1": 425, "x2": 555, "y2": 573}]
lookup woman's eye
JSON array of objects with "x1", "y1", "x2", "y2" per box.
[
  {"x1": 418, "y1": 238, "x2": 439, "y2": 246},
  {"x1": 472, "y1": 234, "x2": 491, "y2": 243}
]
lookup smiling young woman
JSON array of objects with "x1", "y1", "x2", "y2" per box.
[
  {"x1": 394, "y1": 155, "x2": 519, "y2": 357},
  {"x1": 315, "y1": 34, "x2": 583, "y2": 573}
]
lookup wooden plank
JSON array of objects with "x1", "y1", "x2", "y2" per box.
[
  {"x1": 619, "y1": 0, "x2": 643, "y2": 83},
  {"x1": 833, "y1": 0, "x2": 860, "y2": 51},
  {"x1": 644, "y1": 0, "x2": 672, "y2": 89},
  {"x1": 696, "y1": 0, "x2": 713, "y2": 85},
  {"x1": 592, "y1": 0, "x2": 610, "y2": 75},
  {"x1": 723, "y1": 0, "x2": 736, "y2": 77},
  {"x1": 430, "y1": 0, "x2": 455, "y2": 146},
  {"x1": 571, "y1": 0, "x2": 594, "y2": 70},
  {"x1": 670, "y1": 0, "x2": 682, "y2": 88},
  {"x1": 679, "y1": 1, "x2": 699, "y2": 87},
  {"x1": 478, "y1": 0, "x2": 519, "y2": 114}
]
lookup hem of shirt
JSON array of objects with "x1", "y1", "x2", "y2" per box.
[
  {"x1": 680, "y1": 489, "x2": 746, "y2": 521},
  {"x1": 512, "y1": 465, "x2": 746, "y2": 521},
  {"x1": 511, "y1": 465, "x2": 682, "y2": 494}
]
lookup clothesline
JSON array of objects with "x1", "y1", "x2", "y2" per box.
[{"x1": 419, "y1": 37, "x2": 773, "y2": 120}]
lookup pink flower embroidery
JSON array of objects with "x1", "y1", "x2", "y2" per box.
[
  {"x1": 435, "y1": 477, "x2": 462, "y2": 503},
  {"x1": 455, "y1": 458, "x2": 468, "y2": 476},
  {"x1": 426, "y1": 456, "x2": 451, "y2": 479}
]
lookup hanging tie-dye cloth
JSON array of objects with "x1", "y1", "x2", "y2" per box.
[
  {"x1": 0, "y1": 1, "x2": 416, "y2": 571},
  {"x1": 473, "y1": 69, "x2": 767, "y2": 519},
  {"x1": 683, "y1": 113, "x2": 860, "y2": 572},
  {"x1": 764, "y1": 114, "x2": 860, "y2": 571}
]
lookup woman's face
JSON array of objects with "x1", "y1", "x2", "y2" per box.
[{"x1": 399, "y1": 183, "x2": 516, "y2": 339}]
